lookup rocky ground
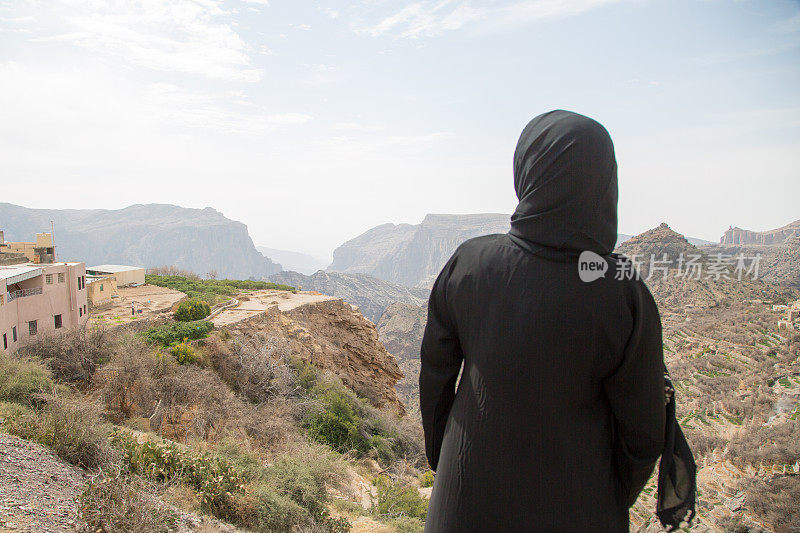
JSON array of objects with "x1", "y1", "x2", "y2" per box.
[{"x1": 0, "y1": 432, "x2": 88, "y2": 532}]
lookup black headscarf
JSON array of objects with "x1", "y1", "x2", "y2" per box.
[{"x1": 510, "y1": 110, "x2": 618, "y2": 255}]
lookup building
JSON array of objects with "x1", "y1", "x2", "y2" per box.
[
  {"x1": 86, "y1": 275, "x2": 118, "y2": 306},
  {"x1": 1, "y1": 262, "x2": 88, "y2": 351},
  {"x1": 86, "y1": 265, "x2": 145, "y2": 287},
  {"x1": 0, "y1": 231, "x2": 56, "y2": 264}
]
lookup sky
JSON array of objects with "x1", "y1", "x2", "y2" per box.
[{"x1": 1, "y1": 0, "x2": 799, "y2": 260}]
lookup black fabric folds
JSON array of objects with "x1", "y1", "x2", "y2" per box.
[
  {"x1": 657, "y1": 374, "x2": 697, "y2": 531},
  {"x1": 420, "y1": 111, "x2": 674, "y2": 532}
]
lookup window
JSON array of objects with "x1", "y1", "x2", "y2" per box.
[
  {"x1": 58, "y1": 273, "x2": 65, "y2": 283},
  {"x1": 79, "y1": 307, "x2": 83, "y2": 317},
  {"x1": 54, "y1": 314, "x2": 62, "y2": 329},
  {"x1": 100, "y1": 283, "x2": 104, "y2": 292},
  {"x1": 84, "y1": 304, "x2": 87, "y2": 315},
  {"x1": 77, "y1": 276, "x2": 83, "y2": 290},
  {"x1": 12, "y1": 326, "x2": 16, "y2": 342},
  {"x1": 46, "y1": 274, "x2": 53, "y2": 284},
  {"x1": 0, "y1": 294, "x2": 3, "y2": 306},
  {"x1": 29, "y1": 320, "x2": 37, "y2": 336},
  {"x1": 2, "y1": 334, "x2": 6, "y2": 350}
]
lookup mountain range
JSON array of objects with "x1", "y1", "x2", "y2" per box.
[{"x1": 0, "y1": 203, "x2": 281, "y2": 280}]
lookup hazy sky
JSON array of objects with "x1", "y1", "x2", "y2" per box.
[{"x1": 1, "y1": 0, "x2": 799, "y2": 259}]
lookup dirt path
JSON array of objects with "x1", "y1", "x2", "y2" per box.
[
  {"x1": 211, "y1": 290, "x2": 337, "y2": 327},
  {"x1": 0, "y1": 432, "x2": 88, "y2": 532}
]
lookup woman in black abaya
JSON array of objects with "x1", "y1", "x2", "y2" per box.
[{"x1": 420, "y1": 110, "x2": 667, "y2": 532}]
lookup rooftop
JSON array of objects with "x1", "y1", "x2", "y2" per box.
[
  {"x1": 0, "y1": 265, "x2": 42, "y2": 284},
  {"x1": 87, "y1": 264, "x2": 144, "y2": 273}
]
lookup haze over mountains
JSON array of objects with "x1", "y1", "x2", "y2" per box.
[{"x1": 0, "y1": 203, "x2": 281, "y2": 280}]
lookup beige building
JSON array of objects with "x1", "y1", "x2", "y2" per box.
[
  {"x1": 86, "y1": 264, "x2": 145, "y2": 287},
  {"x1": 86, "y1": 275, "x2": 118, "y2": 306},
  {"x1": 0, "y1": 232, "x2": 56, "y2": 264},
  {"x1": 1, "y1": 262, "x2": 88, "y2": 351}
]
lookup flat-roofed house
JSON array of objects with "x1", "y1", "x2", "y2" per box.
[
  {"x1": 0, "y1": 262, "x2": 88, "y2": 351},
  {"x1": 86, "y1": 265, "x2": 145, "y2": 287},
  {"x1": 0, "y1": 232, "x2": 56, "y2": 264},
  {"x1": 86, "y1": 275, "x2": 118, "y2": 306}
]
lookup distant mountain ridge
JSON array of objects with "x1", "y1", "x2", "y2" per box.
[
  {"x1": 329, "y1": 214, "x2": 714, "y2": 289},
  {"x1": 720, "y1": 219, "x2": 800, "y2": 245},
  {"x1": 0, "y1": 203, "x2": 281, "y2": 280},
  {"x1": 257, "y1": 247, "x2": 326, "y2": 275}
]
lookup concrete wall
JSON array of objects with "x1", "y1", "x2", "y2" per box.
[
  {"x1": 87, "y1": 276, "x2": 117, "y2": 306},
  {"x1": 1, "y1": 263, "x2": 88, "y2": 351}
]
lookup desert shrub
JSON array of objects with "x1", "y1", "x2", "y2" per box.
[
  {"x1": 147, "y1": 265, "x2": 201, "y2": 279},
  {"x1": 388, "y1": 517, "x2": 425, "y2": 533},
  {"x1": 98, "y1": 341, "x2": 159, "y2": 422},
  {"x1": 169, "y1": 339, "x2": 197, "y2": 364},
  {"x1": 5, "y1": 394, "x2": 112, "y2": 469},
  {"x1": 418, "y1": 470, "x2": 435, "y2": 488},
  {"x1": 79, "y1": 474, "x2": 179, "y2": 533},
  {"x1": 744, "y1": 475, "x2": 800, "y2": 532},
  {"x1": 307, "y1": 387, "x2": 365, "y2": 454},
  {"x1": 111, "y1": 429, "x2": 243, "y2": 518},
  {"x1": 142, "y1": 320, "x2": 213, "y2": 346},
  {"x1": 174, "y1": 299, "x2": 211, "y2": 321},
  {"x1": 372, "y1": 476, "x2": 428, "y2": 521},
  {"x1": 19, "y1": 324, "x2": 114, "y2": 386},
  {"x1": 146, "y1": 275, "x2": 295, "y2": 305},
  {"x1": 0, "y1": 351, "x2": 55, "y2": 405}
]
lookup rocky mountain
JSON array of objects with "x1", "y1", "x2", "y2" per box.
[
  {"x1": 697, "y1": 219, "x2": 800, "y2": 290},
  {"x1": 720, "y1": 219, "x2": 800, "y2": 245},
  {"x1": 269, "y1": 270, "x2": 429, "y2": 323},
  {"x1": 256, "y1": 247, "x2": 326, "y2": 275},
  {"x1": 0, "y1": 203, "x2": 281, "y2": 280},
  {"x1": 328, "y1": 214, "x2": 511, "y2": 288},
  {"x1": 615, "y1": 223, "x2": 796, "y2": 310}
]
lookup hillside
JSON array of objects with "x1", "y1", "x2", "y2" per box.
[
  {"x1": 269, "y1": 270, "x2": 429, "y2": 323},
  {"x1": 0, "y1": 203, "x2": 281, "y2": 280},
  {"x1": 720, "y1": 219, "x2": 800, "y2": 245},
  {"x1": 1, "y1": 280, "x2": 430, "y2": 533}
]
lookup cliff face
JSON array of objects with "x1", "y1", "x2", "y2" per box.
[
  {"x1": 376, "y1": 302, "x2": 428, "y2": 417},
  {"x1": 224, "y1": 298, "x2": 405, "y2": 414},
  {"x1": 268, "y1": 270, "x2": 429, "y2": 323},
  {"x1": 0, "y1": 203, "x2": 281, "y2": 279},
  {"x1": 720, "y1": 220, "x2": 800, "y2": 245},
  {"x1": 329, "y1": 214, "x2": 511, "y2": 288}
]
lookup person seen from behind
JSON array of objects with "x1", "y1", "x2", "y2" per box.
[{"x1": 419, "y1": 110, "x2": 692, "y2": 532}]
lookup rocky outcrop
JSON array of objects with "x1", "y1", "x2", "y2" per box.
[
  {"x1": 223, "y1": 299, "x2": 405, "y2": 414},
  {"x1": 0, "y1": 203, "x2": 281, "y2": 280},
  {"x1": 329, "y1": 214, "x2": 511, "y2": 288},
  {"x1": 268, "y1": 270, "x2": 429, "y2": 323},
  {"x1": 720, "y1": 220, "x2": 800, "y2": 245}
]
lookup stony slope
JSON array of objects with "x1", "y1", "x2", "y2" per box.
[
  {"x1": 269, "y1": 270, "x2": 429, "y2": 323},
  {"x1": 223, "y1": 298, "x2": 406, "y2": 414},
  {"x1": 0, "y1": 203, "x2": 281, "y2": 280}
]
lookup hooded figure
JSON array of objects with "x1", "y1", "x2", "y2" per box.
[{"x1": 420, "y1": 110, "x2": 667, "y2": 531}]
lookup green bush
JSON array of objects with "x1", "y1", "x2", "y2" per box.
[
  {"x1": 0, "y1": 352, "x2": 55, "y2": 405},
  {"x1": 111, "y1": 429, "x2": 244, "y2": 518},
  {"x1": 142, "y1": 321, "x2": 213, "y2": 346},
  {"x1": 418, "y1": 470, "x2": 435, "y2": 488},
  {"x1": 372, "y1": 476, "x2": 428, "y2": 521},
  {"x1": 169, "y1": 340, "x2": 197, "y2": 365},
  {"x1": 174, "y1": 299, "x2": 211, "y2": 321},
  {"x1": 306, "y1": 389, "x2": 365, "y2": 454},
  {"x1": 145, "y1": 275, "x2": 295, "y2": 305}
]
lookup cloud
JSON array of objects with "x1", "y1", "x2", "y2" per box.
[
  {"x1": 358, "y1": 0, "x2": 628, "y2": 39},
  {"x1": 26, "y1": 0, "x2": 262, "y2": 82}
]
